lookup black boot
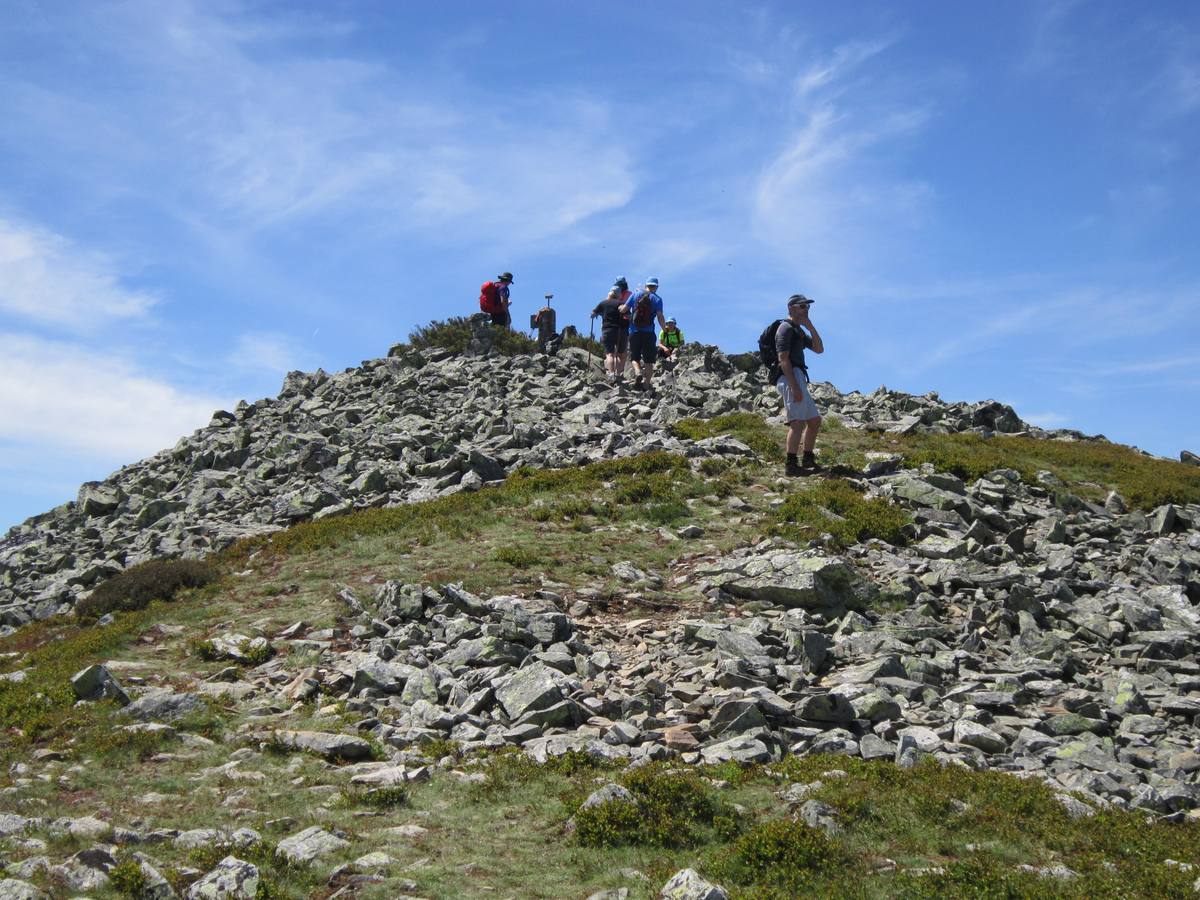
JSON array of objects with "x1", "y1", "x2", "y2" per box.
[
  {"x1": 801, "y1": 451, "x2": 821, "y2": 473},
  {"x1": 785, "y1": 454, "x2": 804, "y2": 477}
]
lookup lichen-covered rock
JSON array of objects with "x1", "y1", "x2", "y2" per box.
[{"x1": 185, "y1": 856, "x2": 259, "y2": 899}]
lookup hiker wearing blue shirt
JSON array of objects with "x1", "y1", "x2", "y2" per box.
[{"x1": 621, "y1": 277, "x2": 667, "y2": 393}]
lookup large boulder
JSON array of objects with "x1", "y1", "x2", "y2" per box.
[
  {"x1": 708, "y1": 552, "x2": 879, "y2": 612},
  {"x1": 71, "y1": 664, "x2": 130, "y2": 705},
  {"x1": 186, "y1": 856, "x2": 259, "y2": 899}
]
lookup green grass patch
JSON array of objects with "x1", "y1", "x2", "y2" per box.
[
  {"x1": 673, "y1": 413, "x2": 783, "y2": 461},
  {"x1": 223, "y1": 451, "x2": 694, "y2": 563},
  {"x1": 897, "y1": 432, "x2": 1200, "y2": 510},
  {"x1": 0, "y1": 607, "x2": 160, "y2": 744},
  {"x1": 773, "y1": 479, "x2": 911, "y2": 547}
]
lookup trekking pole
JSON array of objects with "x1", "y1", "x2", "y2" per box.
[{"x1": 587, "y1": 316, "x2": 596, "y2": 373}]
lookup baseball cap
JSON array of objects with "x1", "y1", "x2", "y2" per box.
[
  {"x1": 646, "y1": 277, "x2": 660, "y2": 287},
  {"x1": 787, "y1": 293, "x2": 813, "y2": 307},
  {"x1": 498, "y1": 272, "x2": 514, "y2": 283}
]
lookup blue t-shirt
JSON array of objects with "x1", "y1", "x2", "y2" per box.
[{"x1": 623, "y1": 291, "x2": 663, "y2": 334}]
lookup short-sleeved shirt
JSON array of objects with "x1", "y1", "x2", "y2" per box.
[
  {"x1": 623, "y1": 291, "x2": 663, "y2": 334},
  {"x1": 661, "y1": 328, "x2": 684, "y2": 348},
  {"x1": 592, "y1": 291, "x2": 630, "y2": 331},
  {"x1": 775, "y1": 320, "x2": 813, "y2": 381}
]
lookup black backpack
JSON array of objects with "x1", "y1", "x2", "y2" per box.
[{"x1": 758, "y1": 319, "x2": 808, "y2": 383}]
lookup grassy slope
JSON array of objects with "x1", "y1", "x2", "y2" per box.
[{"x1": 2, "y1": 420, "x2": 1199, "y2": 898}]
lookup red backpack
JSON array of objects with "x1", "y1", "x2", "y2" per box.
[{"x1": 479, "y1": 281, "x2": 502, "y2": 314}]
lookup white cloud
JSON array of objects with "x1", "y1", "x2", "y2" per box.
[
  {"x1": 794, "y1": 39, "x2": 894, "y2": 98},
  {"x1": 0, "y1": 217, "x2": 156, "y2": 328},
  {"x1": 228, "y1": 331, "x2": 310, "y2": 375},
  {"x1": 0, "y1": 332, "x2": 228, "y2": 458},
  {"x1": 752, "y1": 97, "x2": 932, "y2": 293},
  {"x1": 32, "y1": 2, "x2": 637, "y2": 244}
]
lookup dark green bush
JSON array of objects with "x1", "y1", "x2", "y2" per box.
[
  {"x1": 773, "y1": 479, "x2": 911, "y2": 547},
  {"x1": 707, "y1": 819, "x2": 848, "y2": 895},
  {"x1": 494, "y1": 545, "x2": 540, "y2": 568},
  {"x1": 77, "y1": 558, "x2": 220, "y2": 620},
  {"x1": 108, "y1": 857, "x2": 148, "y2": 897},
  {"x1": 573, "y1": 764, "x2": 742, "y2": 849},
  {"x1": 408, "y1": 317, "x2": 537, "y2": 356}
]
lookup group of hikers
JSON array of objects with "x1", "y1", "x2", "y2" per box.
[{"x1": 478, "y1": 273, "x2": 825, "y2": 476}]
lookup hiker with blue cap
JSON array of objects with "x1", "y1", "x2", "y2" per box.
[{"x1": 621, "y1": 277, "x2": 667, "y2": 393}]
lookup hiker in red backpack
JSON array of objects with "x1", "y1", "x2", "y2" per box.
[
  {"x1": 479, "y1": 272, "x2": 514, "y2": 327},
  {"x1": 620, "y1": 277, "x2": 667, "y2": 394}
]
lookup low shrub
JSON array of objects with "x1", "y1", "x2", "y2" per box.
[
  {"x1": 344, "y1": 785, "x2": 410, "y2": 809},
  {"x1": 494, "y1": 545, "x2": 540, "y2": 568},
  {"x1": 108, "y1": 857, "x2": 148, "y2": 897},
  {"x1": 708, "y1": 818, "x2": 848, "y2": 892},
  {"x1": 573, "y1": 764, "x2": 742, "y2": 849},
  {"x1": 773, "y1": 479, "x2": 911, "y2": 547},
  {"x1": 76, "y1": 558, "x2": 220, "y2": 620},
  {"x1": 408, "y1": 317, "x2": 537, "y2": 356}
]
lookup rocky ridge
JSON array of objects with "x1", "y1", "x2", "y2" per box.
[{"x1": 0, "y1": 320, "x2": 1044, "y2": 630}]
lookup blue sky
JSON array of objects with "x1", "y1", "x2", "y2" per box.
[{"x1": 1, "y1": 0, "x2": 1197, "y2": 530}]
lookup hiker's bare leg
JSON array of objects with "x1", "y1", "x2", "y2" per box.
[
  {"x1": 801, "y1": 416, "x2": 822, "y2": 452},
  {"x1": 642, "y1": 362, "x2": 654, "y2": 389},
  {"x1": 786, "y1": 420, "x2": 804, "y2": 455}
]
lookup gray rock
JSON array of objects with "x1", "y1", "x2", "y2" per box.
[
  {"x1": 71, "y1": 664, "x2": 130, "y2": 705},
  {"x1": 185, "y1": 856, "x2": 260, "y2": 899},
  {"x1": 265, "y1": 730, "x2": 374, "y2": 762},
  {"x1": 123, "y1": 689, "x2": 205, "y2": 722},
  {"x1": 953, "y1": 720, "x2": 1008, "y2": 754},
  {"x1": 660, "y1": 868, "x2": 729, "y2": 900},
  {"x1": 581, "y1": 783, "x2": 635, "y2": 810},
  {"x1": 701, "y1": 735, "x2": 772, "y2": 764},
  {"x1": 276, "y1": 826, "x2": 350, "y2": 864},
  {"x1": 797, "y1": 798, "x2": 841, "y2": 835},
  {"x1": 495, "y1": 663, "x2": 564, "y2": 720},
  {"x1": 0, "y1": 880, "x2": 46, "y2": 900}
]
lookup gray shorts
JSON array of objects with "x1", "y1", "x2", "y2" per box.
[{"x1": 776, "y1": 376, "x2": 820, "y2": 422}]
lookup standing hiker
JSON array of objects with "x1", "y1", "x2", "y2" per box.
[
  {"x1": 532, "y1": 294, "x2": 561, "y2": 355},
  {"x1": 621, "y1": 277, "x2": 667, "y2": 393},
  {"x1": 479, "y1": 272, "x2": 514, "y2": 327},
  {"x1": 657, "y1": 317, "x2": 684, "y2": 370},
  {"x1": 591, "y1": 277, "x2": 632, "y2": 383},
  {"x1": 774, "y1": 294, "x2": 824, "y2": 476}
]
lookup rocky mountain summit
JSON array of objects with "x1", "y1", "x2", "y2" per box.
[
  {"x1": 1, "y1": 323, "x2": 1045, "y2": 630},
  {"x1": 3, "y1": 319, "x2": 1200, "y2": 898}
]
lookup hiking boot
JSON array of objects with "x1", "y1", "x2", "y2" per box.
[
  {"x1": 801, "y1": 451, "x2": 822, "y2": 473},
  {"x1": 785, "y1": 456, "x2": 804, "y2": 477}
]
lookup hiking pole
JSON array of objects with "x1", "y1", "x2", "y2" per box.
[{"x1": 587, "y1": 316, "x2": 595, "y2": 374}]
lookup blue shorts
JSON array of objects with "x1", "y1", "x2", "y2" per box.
[{"x1": 776, "y1": 377, "x2": 820, "y2": 422}]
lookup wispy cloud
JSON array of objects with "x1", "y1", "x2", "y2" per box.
[
  {"x1": 0, "y1": 332, "x2": 228, "y2": 458},
  {"x1": 0, "y1": 217, "x2": 156, "y2": 329},
  {"x1": 228, "y1": 331, "x2": 312, "y2": 375},
  {"x1": 752, "y1": 93, "x2": 932, "y2": 293},
  {"x1": 9, "y1": 1, "x2": 636, "y2": 246},
  {"x1": 794, "y1": 38, "x2": 895, "y2": 98}
]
